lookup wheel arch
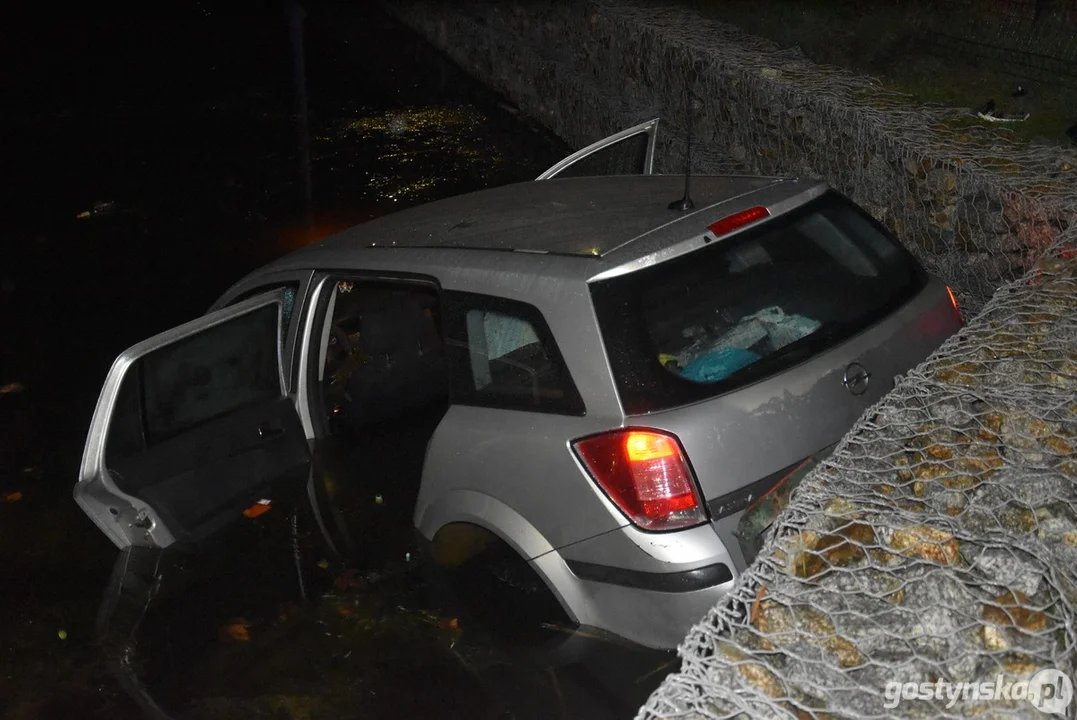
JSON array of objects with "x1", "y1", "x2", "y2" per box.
[{"x1": 416, "y1": 489, "x2": 555, "y2": 562}]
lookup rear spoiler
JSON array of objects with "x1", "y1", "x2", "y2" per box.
[{"x1": 588, "y1": 181, "x2": 829, "y2": 283}]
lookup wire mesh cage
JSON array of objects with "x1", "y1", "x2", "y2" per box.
[{"x1": 927, "y1": 0, "x2": 1077, "y2": 86}]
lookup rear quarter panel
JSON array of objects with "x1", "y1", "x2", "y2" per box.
[
  {"x1": 414, "y1": 263, "x2": 632, "y2": 555},
  {"x1": 414, "y1": 406, "x2": 628, "y2": 554}
]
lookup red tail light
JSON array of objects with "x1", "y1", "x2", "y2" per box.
[
  {"x1": 573, "y1": 429, "x2": 706, "y2": 532},
  {"x1": 946, "y1": 285, "x2": 964, "y2": 324},
  {"x1": 707, "y1": 206, "x2": 770, "y2": 238}
]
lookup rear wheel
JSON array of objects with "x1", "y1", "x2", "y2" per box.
[{"x1": 424, "y1": 525, "x2": 570, "y2": 639}]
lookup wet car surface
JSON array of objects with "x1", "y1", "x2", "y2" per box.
[
  {"x1": 0, "y1": 4, "x2": 673, "y2": 718},
  {"x1": 69, "y1": 142, "x2": 960, "y2": 650}
]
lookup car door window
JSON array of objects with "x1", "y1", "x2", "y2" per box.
[
  {"x1": 444, "y1": 292, "x2": 585, "y2": 415},
  {"x1": 536, "y1": 118, "x2": 658, "y2": 180},
  {"x1": 549, "y1": 133, "x2": 651, "y2": 179},
  {"x1": 231, "y1": 282, "x2": 299, "y2": 351},
  {"x1": 107, "y1": 302, "x2": 282, "y2": 463},
  {"x1": 477, "y1": 311, "x2": 541, "y2": 376}
]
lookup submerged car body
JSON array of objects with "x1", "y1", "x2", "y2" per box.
[{"x1": 75, "y1": 120, "x2": 962, "y2": 648}]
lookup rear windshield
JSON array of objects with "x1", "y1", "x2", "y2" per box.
[{"x1": 590, "y1": 192, "x2": 927, "y2": 415}]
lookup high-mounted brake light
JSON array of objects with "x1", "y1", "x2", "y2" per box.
[
  {"x1": 707, "y1": 206, "x2": 770, "y2": 238},
  {"x1": 946, "y1": 285, "x2": 963, "y2": 324},
  {"x1": 573, "y1": 429, "x2": 706, "y2": 532}
]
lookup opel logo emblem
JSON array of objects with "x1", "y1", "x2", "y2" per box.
[{"x1": 843, "y1": 362, "x2": 871, "y2": 396}]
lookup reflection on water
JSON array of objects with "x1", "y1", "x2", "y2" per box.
[
  {"x1": 111, "y1": 445, "x2": 672, "y2": 719},
  {"x1": 318, "y1": 105, "x2": 507, "y2": 204}
]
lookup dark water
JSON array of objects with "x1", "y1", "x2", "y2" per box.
[{"x1": 0, "y1": 4, "x2": 672, "y2": 718}]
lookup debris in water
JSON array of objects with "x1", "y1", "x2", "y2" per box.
[
  {"x1": 540, "y1": 622, "x2": 637, "y2": 647},
  {"x1": 75, "y1": 201, "x2": 118, "y2": 220},
  {"x1": 57, "y1": 629, "x2": 67, "y2": 640},
  {"x1": 635, "y1": 659, "x2": 677, "y2": 685},
  {"x1": 221, "y1": 619, "x2": 251, "y2": 642},
  {"x1": 276, "y1": 602, "x2": 299, "y2": 623},
  {"x1": 0, "y1": 382, "x2": 25, "y2": 396},
  {"x1": 317, "y1": 559, "x2": 330, "y2": 569},
  {"x1": 374, "y1": 493, "x2": 384, "y2": 505},
  {"x1": 334, "y1": 568, "x2": 366, "y2": 591},
  {"x1": 3, "y1": 491, "x2": 23, "y2": 503},
  {"x1": 243, "y1": 499, "x2": 272, "y2": 518},
  {"x1": 1011, "y1": 85, "x2": 1027, "y2": 98}
]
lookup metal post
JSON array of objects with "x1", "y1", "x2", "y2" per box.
[{"x1": 288, "y1": 0, "x2": 312, "y2": 229}]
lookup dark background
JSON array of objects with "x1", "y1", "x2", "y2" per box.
[{"x1": 0, "y1": 4, "x2": 678, "y2": 718}]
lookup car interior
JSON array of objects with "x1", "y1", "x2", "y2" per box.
[
  {"x1": 640, "y1": 202, "x2": 912, "y2": 385},
  {"x1": 313, "y1": 279, "x2": 450, "y2": 556}
]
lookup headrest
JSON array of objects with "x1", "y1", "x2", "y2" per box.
[{"x1": 359, "y1": 296, "x2": 436, "y2": 356}]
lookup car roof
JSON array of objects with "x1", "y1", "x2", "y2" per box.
[
  {"x1": 246, "y1": 174, "x2": 825, "y2": 292},
  {"x1": 315, "y1": 174, "x2": 792, "y2": 254}
]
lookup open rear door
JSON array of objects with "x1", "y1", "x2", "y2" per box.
[
  {"x1": 75, "y1": 290, "x2": 311, "y2": 549},
  {"x1": 536, "y1": 118, "x2": 659, "y2": 180}
]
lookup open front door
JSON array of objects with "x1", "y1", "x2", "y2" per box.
[
  {"x1": 75, "y1": 290, "x2": 311, "y2": 549},
  {"x1": 536, "y1": 118, "x2": 659, "y2": 180}
]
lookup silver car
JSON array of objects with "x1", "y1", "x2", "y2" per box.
[{"x1": 75, "y1": 120, "x2": 963, "y2": 649}]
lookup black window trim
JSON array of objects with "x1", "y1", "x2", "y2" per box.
[
  {"x1": 443, "y1": 290, "x2": 587, "y2": 417},
  {"x1": 106, "y1": 300, "x2": 286, "y2": 464}
]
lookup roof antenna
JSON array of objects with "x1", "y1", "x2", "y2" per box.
[{"x1": 668, "y1": 95, "x2": 696, "y2": 211}]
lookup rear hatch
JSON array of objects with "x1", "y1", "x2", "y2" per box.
[{"x1": 589, "y1": 190, "x2": 963, "y2": 566}]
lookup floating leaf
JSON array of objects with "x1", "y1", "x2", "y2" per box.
[
  {"x1": 243, "y1": 500, "x2": 271, "y2": 518},
  {"x1": 221, "y1": 619, "x2": 250, "y2": 642}
]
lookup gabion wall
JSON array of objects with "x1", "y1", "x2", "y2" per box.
[
  {"x1": 639, "y1": 236, "x2": 1077, "y2": 719},
  {"x1": 391, "y1": 0, "x2": 1077, "y2": 314},
  {"x1": 390, "y1": 2, "x2": 1077, "y2": 717}
]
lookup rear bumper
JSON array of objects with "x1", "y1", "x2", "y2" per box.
[
  {"x1": 564, "y1": 559, "x2": 732, "y2": 591},
  {"x1": 532, "y1": 551, "x2": 734, "y2": 649},
  {"x1": 533, "y1": 523, "x2": 737, "y2": 649}
]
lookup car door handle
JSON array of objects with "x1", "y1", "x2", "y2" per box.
[{"x1": 258, "y1": 424, "x2": 284, "y2": 439}]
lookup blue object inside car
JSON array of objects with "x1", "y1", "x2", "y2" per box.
[{"x1": 680, "y1": 347, "x2": 760, "y2": 383}]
